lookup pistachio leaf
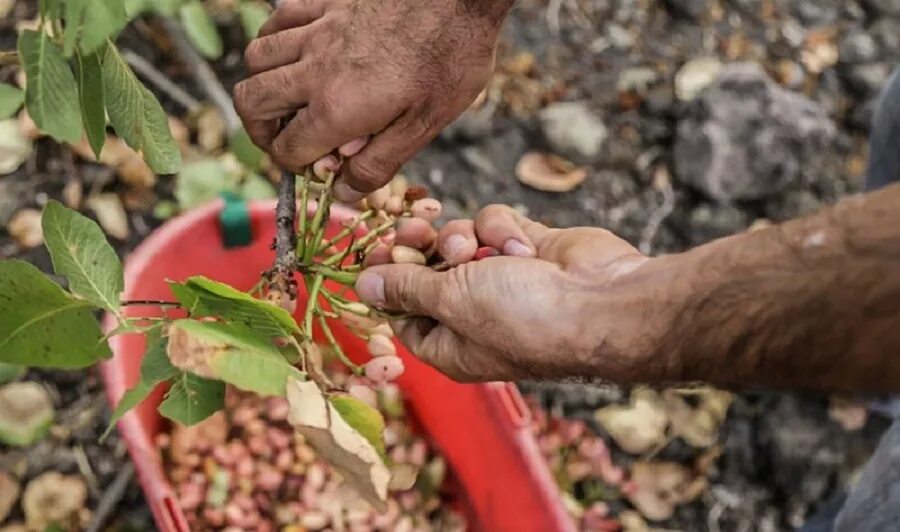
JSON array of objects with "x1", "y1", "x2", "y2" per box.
[{"x1": 286, "y1": 378, "x2": 390, "y2": 509}]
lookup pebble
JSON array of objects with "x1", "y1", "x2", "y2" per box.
[{"x1": 538, "y1": 101, "x2": 608, "y2": 159}]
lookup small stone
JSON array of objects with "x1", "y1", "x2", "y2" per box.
[
  {"x1": 674, "y1": 63, "x2": 836, "y2": 201},
  {"x1": 6, "y1": 208, "x2": 43, "y2": 248},
  {"x1": 838, "y1": 30, "x2": 878, "y2": 64},
  {"x1": 0, "y1": 473, "x2": 20, "y2": 523},
  {"x1": 675, "y1": 57, "x2": 722, "y2": 102},
  {"x1": 617, "y1": 67, "x2": 658, "y2": 95},
  {"x1": 539, "y1": 101, "x2": 608, "y2": 159},
  {"x1": 845, "y1": 63, "x2": 891, "y2": 96},
  {"x1": 665, "y1": 0, "x2": 707, "y2": 20},
  {"x1": 22, "y1": 472, "x2": 87, "y2": 531}
]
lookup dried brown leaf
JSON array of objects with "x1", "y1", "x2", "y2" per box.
[
  {"x1": 594, "y1": 388, "x2": 667, "y2": 454},
  {"x1": 515, "y1": 152, "x2": 587, "y2": 193},
  {"x1": 286, "y1": 378, "x2": 390, "y2": 510},
  {"x1": 22, "y1": 472, "x2": 87, "y2": 531},
  {"x1": 0, "y1": 472, "x2": 20, "y2": 523},
  {"x1": 7, "y1": 209, "x2": 43, "y2": 248},
  {"x1": 166, "y1": 323, "x2": 221, "y2": 379},
  {"x1": 627, "y1": 461, "x2": 707, "y2": 522}
]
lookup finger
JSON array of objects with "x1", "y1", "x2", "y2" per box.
[
  {"x1": 244, "y1": 27, "x2": 308, "y2": 75},
  {"x1": 339, "y1": 109, "x2": 437, "y2": 198},
  {"x1": 355, "y1": 264, "x2": 445, "y2": 316},
  {"x1": 339, "y1": 136, "x2": 369, "y2": 157},
  {"x1": 258, "y1": 0, "x2": 325, "y2": 37},
  {"x1": 394, "y1": 217, "x2": 437, "y2": 252},
  {"x1": 233, "y1": 62, "x2": 311, "y2": 123},
  {"x1": 436, "y1": 220, "x2": 477, "y2": 265},
  {"x1": 243, "y1": 119, "x2": 279, "y2": 151},
  {"x1": 270, "y1": 97, "x2": 399, "y2": 174},
  {"x1": 474, "y1": 205, "x2": 552, "y2": 257},
  {"x1": 392, "y1": 319, "x2": 519, "y2": 383},
  {"x1": 363, "y1": 243, "x2": 392, "y2": 267}
]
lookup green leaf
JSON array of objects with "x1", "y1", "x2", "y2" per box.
[
  {"x1": 0, "y1": 261, "x2": 111, "y2": 368},
  {"x1": 180, "y1": 2, "x2": 224, "y2": 60},
  {"x1": 238, "y1": 2, "x2": 271, "y2": 40},
  {"x1": 174, "y1": 158, "x2": 231, "y2": 210},
  {"x1": 172, "y1": 319, "x2": 301, "y2": 396},
  {"x1": 330, "y1": 394, "x2": 387, "y2": 458},
  {"x1": 170, "y1": 276, "x2": 301, "y2": 338},
  {"x1": 42, "y1": 200, "x2": 124, "y2": 313},
  {"x1": 103, "y1": 327, "x2": 176, "y2": 438},
  {"x1": 240, "y1": 174, "x2": 277, "y2": 201},
  {"x1": 17, "y1": 30, "x2": 82, "y2": 143},
  {"x1": 74, "y1": 50, "x2": 106, "y2": 160},
  {"x1": 150, "y1": 0, "x2": 185, "y2": 17},
  {"x1": 125, "y1": 0, "x2": 151, "y2": 17},
  {"x1": 63, "y1": 0, "x2": 88, "y2": 57},
  {"x1": 158, "y1": 372, "x2": 225, "y2": 426},
  {"x1": 0, "y1": 363, "x2": 25, "y2": 385},
  {"x1": 80, "y1": 0, "x2": 128, "y2": 55},
  {"x1": 228, "y1": 127, "x2": 264, "y2": 171},
  {"x1": 102, "y1": 44, "x2": 181, "y2": 174},
  {"x1": 0, "y1": 84, "x2": 25, "y2": 120}
]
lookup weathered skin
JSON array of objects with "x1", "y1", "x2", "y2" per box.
[
  {"x1": 234, "y1": 0, "x2": 514, "y2": 201},
  {"x1": 356, "y1": 186, "x2": 900, "y2": 392}
]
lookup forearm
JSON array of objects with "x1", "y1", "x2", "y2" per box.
[{"x1": 650, "y1": 183, "x2": 900, "y2": 392}]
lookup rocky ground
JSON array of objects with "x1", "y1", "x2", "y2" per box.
[{"x1": 1, "y1": 0, "x2": 899, "y2": 530}]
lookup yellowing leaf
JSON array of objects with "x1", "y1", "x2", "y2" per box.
[{"x1": 286, "y1": 378, "x2": 390, "y2": 509}]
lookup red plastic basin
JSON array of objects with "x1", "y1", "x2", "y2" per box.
[{"x1": 100, "y1": 201, "x2": 573, "y2": 532}]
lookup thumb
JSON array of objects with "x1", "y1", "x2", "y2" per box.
[{"x1": 355, "y1": 264, "x2": 445, "y2": 316}]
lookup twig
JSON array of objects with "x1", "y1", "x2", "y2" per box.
[
  {"x1": 0, "y1": 51, "x2": 18, "y2": 66},
  {"x1": 85, "y1": 463, "x2": 135, "y2": 532},
  {"x1": 121, "y1": 299, "x2": 182, "y2": 307},
  {"x1": 159, "y1": 17, "x2": 241, "y2": 133},
  {"x1": 274, "y1": 169, "x2": 297, "y2": 274},
  {"x1": 639, "y1": 168, "x2": 676, "y2": 255},
  {"x1": 121, "y1": 49, "x2": 202, "y2": 113}
]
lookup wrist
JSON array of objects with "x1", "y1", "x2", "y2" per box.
[
  {"x1": 458, "y1": 0, "x2": 515, "y2": 29},
  {"x1": 574, "y1": 253, "x2": 693, "y2": 384}
]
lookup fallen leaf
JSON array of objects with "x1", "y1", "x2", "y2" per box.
[
  {"x1": 21, "y1": 472, "x2": 87, "y2": 531},
  {"x1": 663, "y1": 388, "x2": 732, "y2": 448},
  {"x1": 71, "y1": 136, "x2": 156, "y2": 188},
  {"x1": 594, "y1": 388, "x2": 668, "y2": 454},
  {"x1": 0, "y1": 382, "x2": 54, "y2": 447},
  {"x1": 196, "y1": 107, "x2": 227, "y2": 152},
  {"x1": 828, "y1": 396, "x2": 868, "y2": 432},
  {"x1": 0, "y1": 0, "x2": 14, "y2": 18},
  {"x1": 86, "y1": 193, "x2": 130, "y2": 240},
  {"x1": 515, "y1": 151, "x2": 587, "y2": 193},
  {"x1": 0, "y1": 472, "x2": 20, "y2": 523},
  {"x1": 627, "y1": 461, "x2": 706, "y2": 522},
  {"x1": 286, "y1": 378, "x2": 390, "y2": 510},
  {"x1": 0, "y1": 118, "x2": 33, "y2": 175},
  {"x1": 388, "y1": 463, "x2": 419, "y2": 492},
  {"x1": 618, "y1": 510, "x2": 650, "y2": 532},
  {"x1": 7, "y1": 208, "x2": 43, "y2": 248},
  {"x1": 62, "y1": 179, "x2": 83, "y2": 209}
]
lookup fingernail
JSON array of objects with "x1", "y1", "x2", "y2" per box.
[
  {"x1": 333, "y1": 180, "x2": 366, "y2": 203},
  {"x1": 356, "y1": 271, "x2": 385, "y2": 306},
  {"x1": 443, "y1": 234, "x2": 469, "y2": 259},
  {"x1": 339, "y1": 136, "x2": 369, "y2": 157},
  {"x1": 502, "y1": 238, "x2": 533, "y2": 257}
]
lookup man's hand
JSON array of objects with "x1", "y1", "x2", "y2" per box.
[
  {"x1": 355, "y1": 184, "x2": 900, "y2": 393},
  {"x1": 354, "y1": 205, "x2": 673, "y2": 383},
  {"x1": 235, "y1": 0, "x2": 512, "y2": 201}
]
